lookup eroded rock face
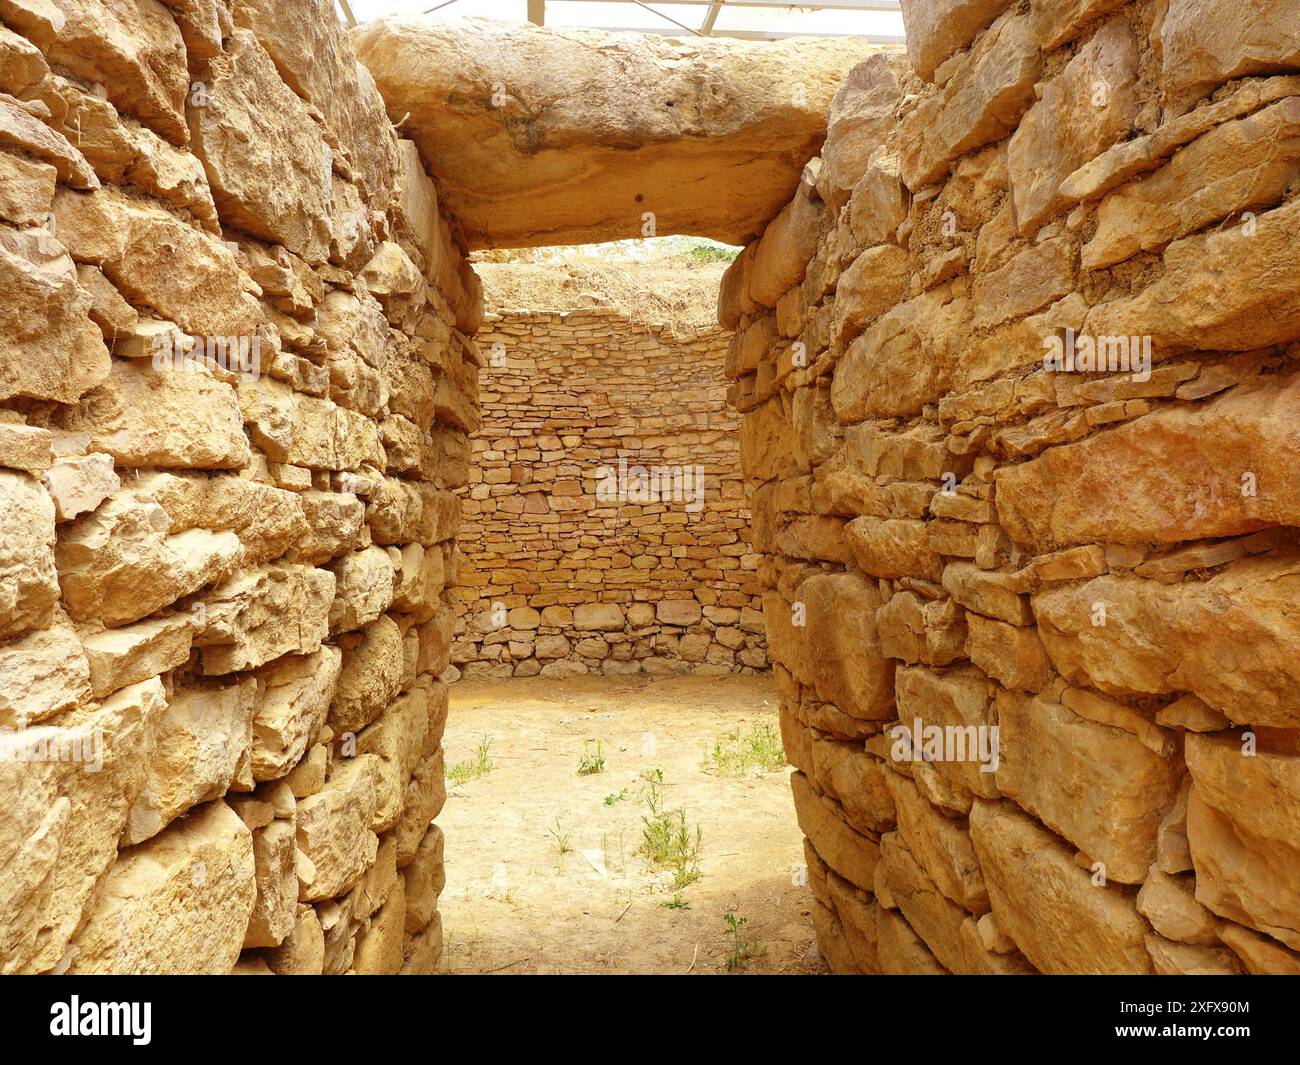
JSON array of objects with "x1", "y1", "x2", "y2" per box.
[{"x1": 351, "y1": 17, "x2": 876, "y2": 249}]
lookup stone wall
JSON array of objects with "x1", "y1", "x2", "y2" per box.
[
  {"x1": 0, "y1": 0, "x2": 481, "y2": 974},
  {"x1": 453, "y1": 298, "x2": 767, "y2": 678},
  {"x1": 727, "y1": 0, "x2": 1300, "y2": 974}
]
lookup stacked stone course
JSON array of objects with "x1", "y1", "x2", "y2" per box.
[
  {"x1": 0, "y1": 0, "x2": 480, "y2": 974},
  {"x1": 728, "y1": 0, "x2": 1300, "y2": 974},
  {"x1": 454, "y1": 301, "x2": 768, "y2": 678}
]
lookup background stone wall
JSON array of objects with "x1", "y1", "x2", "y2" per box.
[
  {"x1": 453, "y1": 297, "x2": 768, "y2": 678},
  {"x1": 727, "y1": 0, "x2": 1300, "y2": 975},
  {"x1": 0, "y1": 0, "x2": 480, "y2": 974}
]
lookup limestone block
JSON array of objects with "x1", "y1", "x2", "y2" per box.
[
  {"x1": 251, "y1": 646, "x2": 341, "y2": 782},
  {"x1": 1033, "y1": 554, "x2": 1300, "y2": 729},
  {"x1": 330, "y1": 615, "x2": 405, "y2": 735},
  {"x1": 296, "y1": 754, "x2": 381, "y2": 902},
  {"x1": 66, "y1": 800, "x2": 256, "y2": 974},
  {"x1": 123, "y1": 677, "x2": 257, "y2": 846},
  {"x1": 0, "y1": 609, "x2": 92, "y2": 725},
  {"x1": 1160, "y1": 0, "x2": 1300, "y2": 114},
  {"x1": 970, "y1": 799, "x2": 1152, "y2": 973},
  {"x1": 328, "y1": 545, "x2": 396, "y2": 634},
  {"x1": 1185, "y1": 732, "x2": 1300, "y2": 950},
  {"x1": 352, "y1": 17, "x2": 873, "y2": 248},
  {"x1": 188, "y1": 30, "x2": 332, "y2": 263},
  {"x1": 0, "y1": 0, "x2": 190, "y2": 144},
  {"x1": 0, "y1": 224, "x2": 109, "y2": 405},
  {"x1": 995, "y1": 689, "x2": 1184, "y2": 884},
  {"x1": 1, "y1": 677, "x2": 166, "y2": 973},
  {"x1": 56, "y1": 492, "x2": 240, "y2": 627},
  {"x1": 196, "y1": 562, "x2": 334, "y2": 675}
]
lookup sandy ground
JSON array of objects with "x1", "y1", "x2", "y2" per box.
[{"x1": 437, "y1": 675, "x2": 826, "y2": 975}]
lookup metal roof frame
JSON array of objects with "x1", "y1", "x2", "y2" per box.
[{"x1": 354, "y1": 0, "x2": 906, "y2": 42}]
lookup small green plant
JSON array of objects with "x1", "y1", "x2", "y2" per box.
[
  {"x1": 447, "y1": 733, "x2": 494, "y2": 786},
  {"x1": 723, "y1": 911, "x2": 766, "y2": 972},
  {"x1": 547, "y1": 817, "x2": 573, "y2": 855},
  {"x1": 662, "y1": 892, "x2": 689, "y2": 910},
  {"x1": 603, "y1": 787, "x2": 629, "y2": 806},
  {"x1": 684, "y1": 243, "x2": 741, "y2": 265},
  {"x1": 706, "y1": 721, "x2": 785, "y2": 775},
  {"x1": 639, "y1": 769, "x2": 702, "y2": 890},
  {"x1": 578, "y1": 739, "x2": 606, "y2": 776}
]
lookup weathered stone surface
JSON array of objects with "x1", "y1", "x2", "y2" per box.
[
  {"x1": 330, "y1": 615, "x2": 405, "y2": 735},
  {"x1": 892, "y1": 665, "x2": 998, "y2": 813},
  {"x1": 1033, "y1": 554, "x2": 1300, "y2": 729},
  {"x1": 885, "y1": 770, "x2": 987, "y2": 912},
  {"x1": 296, "y1": 754, "x2": 380, "y2": 902},
  {"x1": 328, "y1": 546, "x2": 395, "y2": 635},
  {"x1": 352, "y1": 17, "x2": 872, "y2": 248},
  {"x1": 188, "y1": 30, "x2": 332, "y2": 263},
  {"x1": 1, "y1": 678, "x2": 167, "y2": 972},
  {"x1": 898, "y1": 12, "x2": 1040, "y2": 190},
  {"x1": 357, "y1": 688, "x2": 429, "y2": 833},
  {"x1": 0, "y1": 610, "x2": 91, "y2": 727},
  {"x1": 1085, "y1": 97, "x2": 1300, "y2": 270},
  {"x1": 240, "y1": 813, "x2": 297, "y2": 949},
  {"x1": 1160, "y1": 0, "x2": 1300, "y2": 114},
  {"x1": 0, "y1": 145, "x2": 55, "y2": 227},
  {"x1": 1006, "y1": 18, "x2": 1140, "y2": 236},
  {"x1": 876, "y1": 590, "x2": 967, "y2": 666},
  {"x1": 0, "y1": 97, "x2": 94, "y2": 188},
  {"x1": 876, "y1": 903, "x2": 946, "y2": 974},
  {"x1": 791, "y1": 771, "x2": 879, "y2": 891},
  {"x1": 880, "y1": 831, "x2": 969, "y2": 973},
  {"x1": 79, "y1": 613, "x2": 193, "y2": 700},
  {"x1": 394, "y1": 747, "x2": 445, "y2": 865},
  {"x1": 240, "y1": 377, "x2": 385, "y2": 473},
  {"x1": 809, "y1": 734, "x2": 896, "y2": 835},
  {"x1": 67, "y1": 800, "x2": 255, "y2": 973},
  {"x1": 995, "y1": 689, "x2": 1183, "y2": 884},
  {"x1": 1083, "y1": 197, "x2": 1300, "y2": 354},
  {"x1": 797, "y1": 572, "x2": 894, "y2": 721},
  {"x1": 1185, "y1": 732, "x2": 1300, "y2": 950},
  {"x1": 53, "y1": 358, "x2": 250, "y2": 469},
  {"x1": 1137, "y1": 866, "x2": 1220, "y2": 946},
  {"x1": 266, "y1": 905, "x2": 325, "y2": 975},
  {"x1": 123, "y1": 678, "x2": 256, "y2": 845},
  {"x1": 0, "y1": 225, "x2": 109, "y2": 405},
  {"x1": 816, "y1": 53, "x2": 907, "y2": 212},
  {"x1": 402, "y1": 823, "x2": 445, "y2": 934},
  {"x1": 237, "y1": 0, "x2": 398, "y2": 213},
  {"x1": 196, "y1": 563, "x2": 334, "y2": 676},
  {"x1": 0, "y1": 0, "x2": 190, "y2": 144},
  {"x1": 970, "y1": 799, "x2": 1152, "y2": 973},
  {"x1": 43, "y1": 452, "x2": 119, "y2": 522},
  {"x1": 252, "y1": 646, "x2": 341, "y2": 782},
  {"x1": 0, "y1": 470, "x2": 58, "y2": 640},
  {"x1": 52, "y1": 186, "x2": 264, "y2": 339},
  {"x1": 998, "y1": 372, "x2": 1300, "y2": 550},
  {"x1": 899, "y1": 0, "x2": 1013, "y2": 82}
]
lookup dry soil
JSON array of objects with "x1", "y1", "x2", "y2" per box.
[{"x1": 437, "y1": 674, "x2": 826, "y2": 975}]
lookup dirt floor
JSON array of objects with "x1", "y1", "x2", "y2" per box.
[{"x1": 437, "y1": 674, "x2": 827, "y2": 975}]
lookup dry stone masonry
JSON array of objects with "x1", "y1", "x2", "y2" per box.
[
  {"x1": 453, "y1": 281, "x2": 767, "y2": 679},
  {"x1": 0, "y1": 0, "x2": 481, "y2": 974},
  {"x1": 728, "y1": 0, "x2": 1300, "y2": 974}
]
